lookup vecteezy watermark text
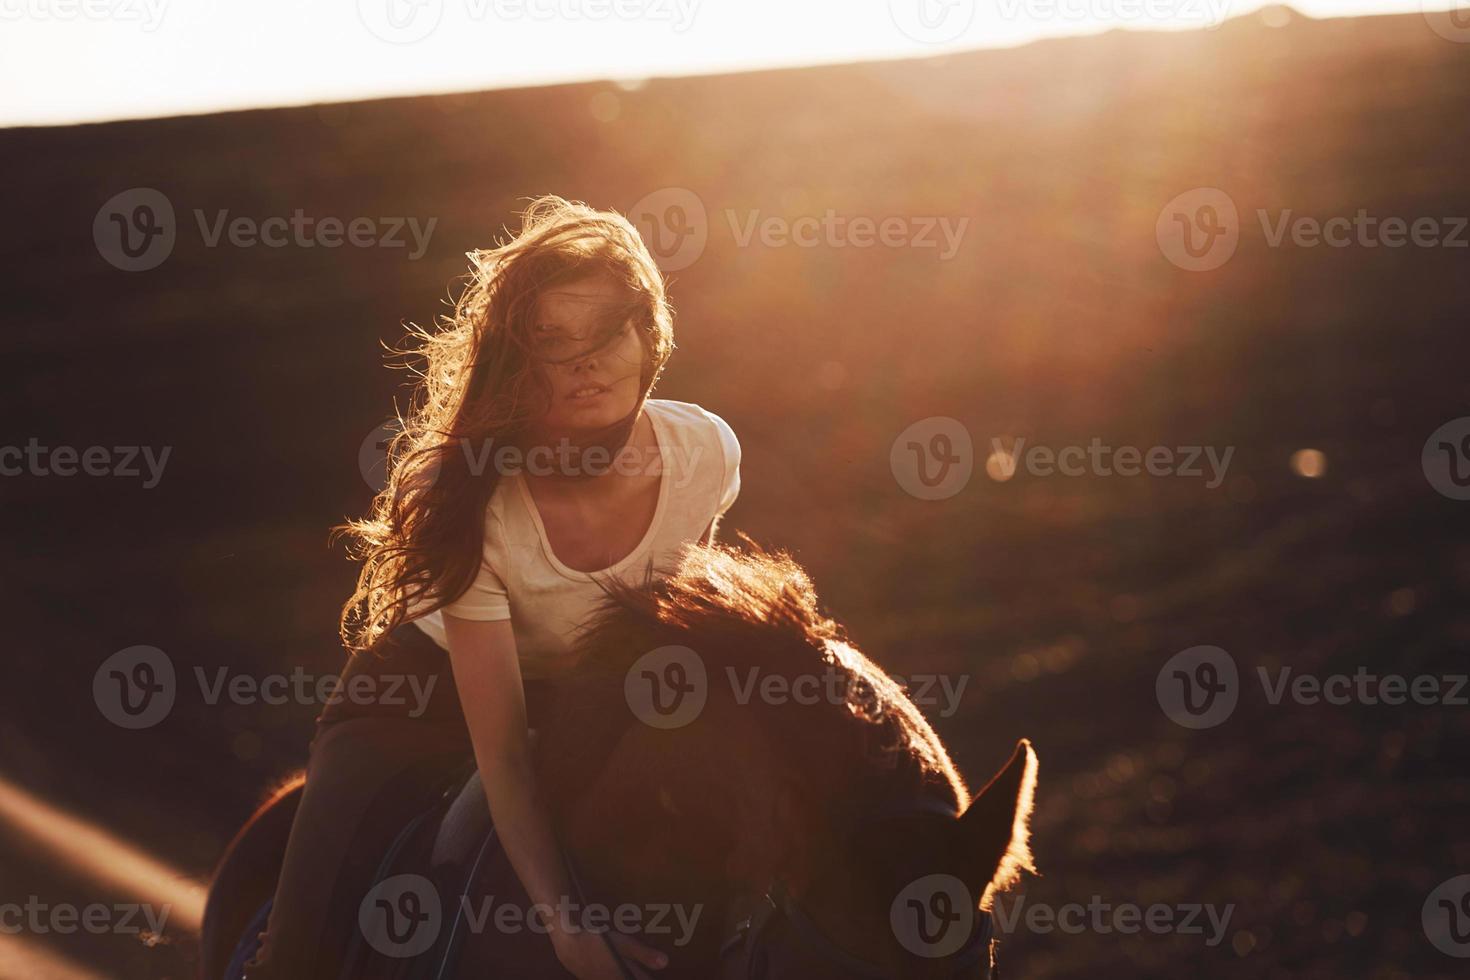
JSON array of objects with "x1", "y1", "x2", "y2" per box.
[
  {"x1": 193, "y1": 209, "x2": 436, "y2": 257},
  {"x1": 359, "y1": 421, "x2": 707, "y2": 492},
  {"x1": 1157, "y1": 187, "x2": 1469, "y2": 271},
  {"x1": 0, "y1": 0, "x2": 168, "y2": 30},
  {"x1": 357, "y1": 0, "x2": 701, "y2": 44},
  {"x1": 622, "y1": 646, "x2": 970, "y2": 730},
  {"x1": 358, "y1": 873, "x2": 701, "y2": 959},
  {"x1": 623, "y1": 188, "x2": 972, "y2": 272},
  {"x1": 0, "y1": 898, "x2": 171, "y2": 937},
  {"x1": 1257, "y1": 209, "x2": 1469, "y2": 249},
  {"x1": 986, "y1": 437, "x2": 1233, "y2": 489},
  {"x1": 94, "y1": 188, "x2": 438, "y2": 271},
  {"x1": 888, "y1": 875, "x2": 1234, "y2": 958},
  {"x1": 990, "y1": 894, "x2": 1234, "y2": 947},
  {"x1": 1157, "y1": 646, "x2": 1467, "y2": 729},
  {"x1": 93, "y1": 645, "x2": 438, "y2": 729},
  {"x1": 725, "y1": 209, "x2": 970, "y2": 261},
  {"x1": 995, "y1": 0, "x2": 1229, "y2": 28},
  {"x1": 1, "y1": 439, "x2": 171, "y2": 488},
  {"x1": 726, "y1": 665, "x2": 969, "y2": 719}
]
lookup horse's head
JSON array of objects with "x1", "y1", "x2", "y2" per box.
[
  {"x1": 718, "y1": 740, "x2": 1037, "y2": 980},
  {"x1": 552, "y1": 542, "x2": 1039, "y2": 979}
]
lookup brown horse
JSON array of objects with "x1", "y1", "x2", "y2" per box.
[
  {"x1": 200, "y1": 774, "x2": 304, "y2": 980},
  {"x1": 201, "y1": 544, "x2": 1037, "y2": 979}
]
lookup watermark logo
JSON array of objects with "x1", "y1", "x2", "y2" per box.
[
  {"x1": 628, "y1": 187, "x2": 708, "y2": 272},
  {"x1": 985, "y1": 437, "x2": 1233, "y2": 488},
  {"x1": 359, "y1": 419, "x2": 444, "y2": 493},
  {"x1": 1159, "y1": 647, "x2": 1467, "y2": 728},
  {"x1": 93, "y1": 647, "x2": 440, "y2": 728},
  {"x1": 1160, "y1": 187, "x2": 1468, "y2": 270},
  {"x1": 891, "y1": 417, "x2": 974, "y2": 501},
  {"x1": 1258, "y1": 667, "x2": 1466, "y2": 708},
  {"x1": 1156, "y1": 645, "x2": 1238, "y2": 729},
  {"x1": 625, "y1": 646, "x2": 708, "y2": 729},
  {"x1": 93, "y1": 646, "x2": 177, "y2": 730},
  {"x1": 359, "y1": 423, "x2": 703, "y2": 491},
  {"x1": 626, "y1": 191, "x2": 968, "y2": 269},
  {"x1": 360, "y1": 874, "x2": 442, "y2": 958},
  {"x1": 489, "y1": 0, "x2": 698, "y2": 31},
  {"x1": 95, "y1": 189, "x2": 437, "y2": 270},
  {"x1": 358, "y1": 0, "x2": 444, "y2": 43},
  {"x1": 994, "y1": 0, "x2": 1230, "y2": 29},
  {"x1": 889, "y1": 0, "x2": 976, "y2": 44},
  {"x1": 0, "y1": 898, "x2": 172, "y2": 937},
  {"x1": 1156, "y1": 188, "x2": 1239, "y2": 272},
  {"x1": 1423, "y1": 875, "x2": 1470, "y2": 957},
  {"x1": 1423, "y1": 417, "x2": 1470, "y2": 501},
  {"x1": 1257, "y1": 209, "x2": 1467, "y2": 249},
  {"x1": 625, "y1": 648, "x2": 970, "y2": 728},
  {"x1": 360, "y1": 420, "x2": 402, "y2": 494},
  {"x1": 728, "y1": 666, "x2": 969, "y2": 719},
  {"x1": 0, "y1": 440, "x2": 171, "y2": 488},
  {"x1": 1424, "y1": 1, "x2": 1470, "y2": 43},
  {"x1": 725, "y1": 210, "x2": 969, "y2": 260},
  {"x1": 359, "y1": 0, "x2": 698, "y2": 42},
  {"x1": 94, "y1": 188, "x2": 176, "y2": 271},
  {"x1": 459, "y1": 895, "x2": 700, "y2": 944},
  {"x1": 360, "y1": 884, "x2": 701, "y2": 953},
  {"x1": 0, "y1": 0, "x2": 169, "y2": 31},
  {"x1": 192, "y1": 209, "x2": 437, "y2": 257},
  {"x1": 891, "y1": 875, "x2": 975, "y2": 958},
  {"x1": 991, "y1": 894, "x2": 1234, "y2": 946}
]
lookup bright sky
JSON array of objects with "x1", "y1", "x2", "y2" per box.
[{"x1": 0, "y1": 0, "x2": 1452, "y2": 127}]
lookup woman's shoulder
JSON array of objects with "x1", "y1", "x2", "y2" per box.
[
  {"x1": 648, "y1": 398, "x2": 739, "y2": 458},
  {"x1": 648, "y1": 399, "x2": 740, "y2": 514}
]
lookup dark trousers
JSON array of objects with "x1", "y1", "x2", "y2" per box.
[{"x1": 245, "y1": 623, "x2": 550, "y2": 979}]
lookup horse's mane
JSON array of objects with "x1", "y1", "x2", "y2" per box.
[{"x1": 577, "y1": 541, "x2": 970, "y2": 813}]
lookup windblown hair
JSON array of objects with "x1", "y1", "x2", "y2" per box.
[{"x1": 333, "y1": 196, "x2": 675, "y2": 654}]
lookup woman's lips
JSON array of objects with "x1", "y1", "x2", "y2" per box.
[{"x1": 567, "y1": 383, "x2": 611, "y2": 400}]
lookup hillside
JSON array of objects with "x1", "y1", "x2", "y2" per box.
[{"x1": 2, "y1": 7, "x2": 1468, "y2": 977}]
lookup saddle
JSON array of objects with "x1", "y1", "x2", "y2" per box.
[
  {"x1": 338, "y1": 764, "x2": 595, "y2": 980},
  {"x1": 227, "y1": 764, "x2": 620, "y2": 980}
]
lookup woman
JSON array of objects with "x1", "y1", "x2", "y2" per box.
[{"x1": 246, "y1": 196, "x2": 741, "y2": 980}]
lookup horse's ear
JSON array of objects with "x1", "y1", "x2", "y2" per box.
[{"x1": 956, "y1": 739, "x2": 1038, "y2": 907}]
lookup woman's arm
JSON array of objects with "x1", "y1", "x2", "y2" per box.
[{"x1": 442, "y1": 613, "x2": 666, "y2": 980}]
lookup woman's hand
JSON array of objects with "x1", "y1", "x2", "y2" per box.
[{"x1": 553, "y1": 928, "x2": 667, "y2": 980}]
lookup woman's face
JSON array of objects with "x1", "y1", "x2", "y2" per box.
[{"x1": 530, "y1": 271, "x2": 647, "y2": 435}]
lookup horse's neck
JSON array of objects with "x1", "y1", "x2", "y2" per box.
[{"x1": 538, "y1": 668, "x2": 944, "y2": 900}]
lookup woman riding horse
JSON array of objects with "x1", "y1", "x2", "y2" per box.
[
  {"x1": 209, "y1": 542, "x2": 1038, "y2": 980},
  {"x1": 245, "y1": 195, "x2": 739, "y2": 980}
]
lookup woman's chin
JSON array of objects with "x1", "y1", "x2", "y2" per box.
[{"x1": 549, "y1": 399, "x2": 637, "y2": 433}]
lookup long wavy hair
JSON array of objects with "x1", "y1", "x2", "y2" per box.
[{"x1": 333, "y1": 196, "x2": 676, "y2": 655}]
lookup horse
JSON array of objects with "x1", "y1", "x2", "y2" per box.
[{"x1": 200, "y1": 543, "x2": 1038, "y2": 979}]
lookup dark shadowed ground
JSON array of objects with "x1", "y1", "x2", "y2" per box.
[{"x1": 3, "y1": 7, "x2": 1469, "y2": 978}]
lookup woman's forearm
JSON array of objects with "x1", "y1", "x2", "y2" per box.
[
  {"x1": 441, "y1": 615, "x2": 613, "y2": 965},
  {"x1": 476, "y1": 739, "x2": 580, "y2": 944}
]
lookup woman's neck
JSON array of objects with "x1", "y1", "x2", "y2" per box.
[{"x1": 519, "y1": 404, "x2": 655, "y2": 491}]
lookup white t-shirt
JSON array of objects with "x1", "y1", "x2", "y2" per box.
[{"x1": 410, "y1": 399, "x2": 741, "y2": 678}]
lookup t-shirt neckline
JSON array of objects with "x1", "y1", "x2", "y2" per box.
[{"x1": 513, "y1": 401, "x2": 670, "y2": 582}]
